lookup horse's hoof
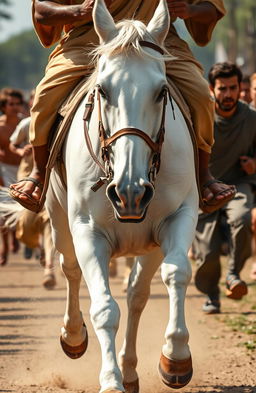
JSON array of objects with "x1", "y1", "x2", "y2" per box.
[
  {"x1": 0, "y1": 252, "x2": 8, "y2": 266},
  {"x1": 101, "y1": 390, "x2": 124, "y2": 393},
  {"x1": 158, "y1": 353, "x2": 193, "y2": 389},
  {"x1": 60, "y1": 324, "x2": 88, "y2": 359},
  {"x1": 43, "y1": 271, "x2": 56, "y2": 289},
  {"x1": 123, "y1": 378, "x2": 139, "y2": 393}
]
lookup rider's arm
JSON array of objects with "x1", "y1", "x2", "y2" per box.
[
  {"x1": 167, "y1": 0, "x2": 226, "y2": 47},
  {"x1": 34, "y1": 0, "x2": 112, "y2": 26},
  {"x1": 34, "y1": 0, "x2": 94, "y2": 26},
  {"x1": 166, "y1": 1, "x2": 219, "y2": 22}
]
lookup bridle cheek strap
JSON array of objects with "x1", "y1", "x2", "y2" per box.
[{"x1": 83, "y1": 40, "x2": 170, "y2": 191}]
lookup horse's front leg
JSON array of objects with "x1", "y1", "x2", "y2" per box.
[
  {"x1": 119, "y1": 249, "x2": 162, "y2": 393},
  {"x1": 46, "y1": 195, "x2": 87, "y2": 359},
  {"x1": 158, "y1": 208, "x2": 197, "y2": 389},
  {"x1": 60, "y1": 252, "x2": 88, "y2": 359},
  {"x1": 72, "y1": 225, "x2": 123, "y2": 393}
]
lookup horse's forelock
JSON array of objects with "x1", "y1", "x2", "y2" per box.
[{"x1": 84, "y1": 19, "x2": 173, "y2": 92}]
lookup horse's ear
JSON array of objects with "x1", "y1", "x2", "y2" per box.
[
  {"x1": 93, "y1": 0, "x2": 117, "y2": 43},
  {"x1": 147, "y1": 0, "x2": 170, "y2": 45}
]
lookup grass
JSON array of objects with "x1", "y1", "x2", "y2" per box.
[{"x1": 218, "y1": 267, "x2": 256, "y2": 351}]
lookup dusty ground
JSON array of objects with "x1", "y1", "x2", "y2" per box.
[{"x1": 0, "y1": 248, "x2": 256, "y2": 393}]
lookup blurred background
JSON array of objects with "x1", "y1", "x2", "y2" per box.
[{"x1": 0, "y1": 0, "x2": 255, "y2": 93}]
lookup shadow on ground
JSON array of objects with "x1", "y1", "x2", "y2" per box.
[{"x1": 184, "y1": 386, "x2": 255, "y2": 393}]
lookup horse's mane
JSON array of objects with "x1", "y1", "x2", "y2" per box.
[{"x1": 84, "y1": 19, "x2": 173, "y2": 92}]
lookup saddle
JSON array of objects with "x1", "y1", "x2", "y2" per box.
[{"x1": 43, "y1": 77, "x2": 202, "y2": 206}]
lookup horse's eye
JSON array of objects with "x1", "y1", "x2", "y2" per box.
[
  {"x1": 157, "y1": 87, "x2": 167, "y2": 102},
  {"x1": 98, "y1": 87, "x2": 107, "y2": 99}
]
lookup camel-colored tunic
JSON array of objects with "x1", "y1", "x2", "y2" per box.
[{"x1": 30, "y1": 0, "x2": 226, "y2": 152}]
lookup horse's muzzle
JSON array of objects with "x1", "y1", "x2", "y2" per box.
[{"x1": 106, "y1": 181, "x2": 155, "y2": 222}]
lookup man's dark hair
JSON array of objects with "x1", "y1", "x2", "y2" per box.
[
  {"x1": 0, "y1": 88, "x2": 24, "y2": 113},
  {"x1": 208, "y1": 62, "x2": 243, "y2": 87}
]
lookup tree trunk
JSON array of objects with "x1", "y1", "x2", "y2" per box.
[{"x1": 227, "y1": 0, "x2": 238, "y2": 62}]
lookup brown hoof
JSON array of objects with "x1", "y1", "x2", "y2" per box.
[
  {"x1": 123, "y1": 378, "x2": 139, "y2": 393},
  {"x1": 158, "y1": 353, "x2": 193, "y2": 389},
  {"x1": 43, "y1": 272, "x2": 56, "y2": 289},
  {"x1": 60, "y1": 324, "x2": 88, "y2": 359},
  {"x1": 0, "y1": 252, "x2": 8, "y2": 266},
  {"x1": 101, "y1": 390, "x2": 124, "y2": 393}
]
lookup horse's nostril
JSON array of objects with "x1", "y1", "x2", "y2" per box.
[
  {"x1": 107, "y1": 182, "x2": 154, "y2": 213},
  {"x1": 107, "y1": 184, "x2": 124, "y2": 208},
  {"x1": 141, "y1": 184, "x2": 154, "y2": 207}
]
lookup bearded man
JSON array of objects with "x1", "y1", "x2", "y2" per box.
[{"x1": 193, "y1": 62, "x2": 256, "y2": 314}]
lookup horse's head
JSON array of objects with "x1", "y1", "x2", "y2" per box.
[{"x1": 92, "y1": 0, "x2": 170, "y2": 222}]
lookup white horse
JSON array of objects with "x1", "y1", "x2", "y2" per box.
[{"x1": 46, "y1": 0, "x2": 198, "y2": 392}]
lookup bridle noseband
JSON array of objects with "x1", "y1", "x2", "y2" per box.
[{"x1": 83, "y1": 40, "x2": 174, "y2": 192}]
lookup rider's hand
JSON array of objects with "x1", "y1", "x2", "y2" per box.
[
  {"x1": 81, "y1": 0, "x2": 112, "y2": 14},
  {"x1": 81, "y1": 0, "x2": 95, "y2": 14},
  {"x1": 166, "y1": 0, "x2": 193, "y2": 20}
]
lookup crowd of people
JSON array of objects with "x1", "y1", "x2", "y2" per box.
[
  {"x1": 0, "y1": 0, "x2": 256, "y2": 308},
  {"x1": 0, "y1": 87, "x2": 56, "y2": 289}
]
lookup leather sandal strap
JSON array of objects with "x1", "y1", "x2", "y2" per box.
[
  {"x1": 15, "y1": 177, "x2": 43, "y2": 191},
  {"x1": 202, "y1": 179, "x2": 223, "y2": 189}
]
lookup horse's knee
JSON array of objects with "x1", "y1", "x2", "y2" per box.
[
  {"x1": 161, "y1": 254, "x2": 192, "y2": 287},
  {"x1": 60, "y1": 254, "x2": 82, "y2": 280},
  {"x1": 91, "y1": 298, "x2": 120, "y2": 330},
  {"x1": 127, "y1": 285, "x2": 150, "y2": 313}
]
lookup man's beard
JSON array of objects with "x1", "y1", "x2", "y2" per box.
[{"x1": 216, "y1": 97, "x2": 238, "y2": 112}]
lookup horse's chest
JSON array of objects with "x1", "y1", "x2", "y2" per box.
[{"x1": 105, "y1": 224, "x2": 157, "y2": 257}]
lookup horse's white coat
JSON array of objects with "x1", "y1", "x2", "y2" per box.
[{"x1": 46, "y1": 0, "x2": 199, "y2": 391}]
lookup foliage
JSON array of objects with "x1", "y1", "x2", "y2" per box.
[
  {"x1": 0, "y1": 30, "x2": 51, "y2": 92},
  {"x1": 212, "y1": 0, "x2": 256, "y2": 74},
  {"x1": 0, "y1": 0, "x2": 12, "y2": 21},
  {"x1": 176, "y1": 1, "x2": 256, "y2": 76}
]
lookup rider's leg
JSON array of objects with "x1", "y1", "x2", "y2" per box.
[
  {"x1": 9, "y1": 28, "x2": 93, "y2": 207},
  {"x1": 166, "y1": 57, "x2": 236, "y2": 208}
]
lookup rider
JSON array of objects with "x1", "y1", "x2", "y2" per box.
[{"x1": 9, "y1": 0, "x2": 235, "y2": 212}]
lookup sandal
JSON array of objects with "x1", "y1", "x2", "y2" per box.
[
  {"x1": 226, "y1": 275, "x2": 248, "y2": 300},
  {"x1": 200, "y1": 180, "x2": 236, "y2": 214},
  {"x1": 9, "y1": 177, "x2": 45, "y2": 213}
]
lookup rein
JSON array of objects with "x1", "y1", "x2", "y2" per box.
[{"x1": 83, "y1": 40, "x2": 174, "y2": 192}]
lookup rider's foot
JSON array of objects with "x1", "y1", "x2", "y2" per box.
[
  {"x1": 198, "y1": 149, "x2": 236, "y2": 212},
  {"x1": 200, "y1": 174, "x2": 236, "y2": 203},
  {"x1": 9, "y1": 170, "x2": 44, "y2": 203},
  {"x1": 9, "y1": 144, "x2": 48, "y2": 212}
]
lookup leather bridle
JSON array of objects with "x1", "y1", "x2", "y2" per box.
[{"x1": 83, "y1": 40, "x2": 174, "y2": 192}]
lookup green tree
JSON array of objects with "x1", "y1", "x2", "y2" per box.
[
  {"x1": 0, "y1": 30, "x2": 51, "y2": 91},
  {"x1": 213, "y1": 1, "x2": 256, "y2": 74},
  {"x1": 0, "y1": 0, "x2": 12, "y2": 22}
]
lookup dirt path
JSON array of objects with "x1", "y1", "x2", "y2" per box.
[{"x1": 0, "y1": 250, "x2": 255, "y2": 393}]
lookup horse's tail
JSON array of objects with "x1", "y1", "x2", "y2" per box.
[{"x1": 0, "y1": 186, "x2": 24, "y2": 230}]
